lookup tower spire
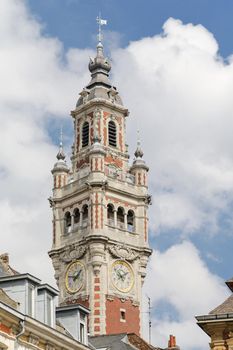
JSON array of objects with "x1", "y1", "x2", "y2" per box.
[
  {"x1": 134, "y1": 130, "x2": 144, "y2": 159},
  {"x1": 56, "y1": 127, "x2": 65, "y2": 161}
]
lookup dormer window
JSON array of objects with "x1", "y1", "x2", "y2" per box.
[
  {"x1": 108, "y1": 120, "x2": 117, "y2": 147},
  {"x1": 82, "y1": 122, "x2": 89, "y2": 147}
]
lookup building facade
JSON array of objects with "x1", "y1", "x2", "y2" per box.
[
  {"x1": 49, "y1": 39, "x2": 152, "y2": 336},
  {"x1": 196, "y1": 278, "x2": 233, "y2": 350},
  {"x1": 0, "y1": 254, "x2": 90, "y2": 350}
]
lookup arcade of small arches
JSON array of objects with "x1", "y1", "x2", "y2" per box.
[
  {"x1": 63, "y1": 203, "x2": 135, "y2": 234},
  {"x1": 107, "y1": 204, "x2": 135, "y2": 232},
  {"x1": 64, "y1": 204, "x2": 88, "y2": 233},
  {"x1": 81, "y1": 120, "x2": 117, "y2": 148}
]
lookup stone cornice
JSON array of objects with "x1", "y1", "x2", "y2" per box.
[{"x1": 71, "y1": 98, "x2": 129, "y2": 117}]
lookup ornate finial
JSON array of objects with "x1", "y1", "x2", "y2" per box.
[
  {"x1": 57, "y1": 126, "x2": 66, "y2": 161},
  {"x1": 96, "y1": 13, "x2": 107, "y2": 44},
  {"x1": 134, "y1": 130, "x2": 144, "y2": 158}
]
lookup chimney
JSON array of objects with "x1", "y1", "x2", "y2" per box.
[{"x1": 167, "y1": 335, "x2": 180, "y2": 350}]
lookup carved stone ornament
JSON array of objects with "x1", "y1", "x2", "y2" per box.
[
  {"x1": 79, "y1": 88, "x2": 89, "y2": 104},
  {"x1": 94, "y1": 107, "x2": 102, "y2": 119},
  {"x1": 61, "y1": 245, "x2": 86, "y2": 263},
  {"x1": 108, "y1": 244, "x2": 139, "y2": 261},
  {"x1": 28, "y1": 334, "x2": 39, "y2": 346},
  {"x1": 144, "y1": 194, "x2": 152, "y2": 205},
  {"x1": 48, "y1": 196, "x2": 55, "y2": 208}
]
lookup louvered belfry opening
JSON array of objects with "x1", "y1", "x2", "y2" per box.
[
  {"x1": 82, "y1": 121, "x2": 89, "y2": 147},
  {"x1": 108, "y1": 120, "x2": 117, "y2": 147}
]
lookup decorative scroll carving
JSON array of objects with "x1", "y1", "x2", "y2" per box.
[
  {"x1": 108, "y1": 244, "x2": 139, "y2": 261},
  {"x1": 61, "y1": 245, "x2": 86, "y2": 263},
  {"x1": 45, "y1": 343, "x2": 55, "y2": 350}
]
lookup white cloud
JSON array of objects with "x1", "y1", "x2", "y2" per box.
[
  {"x1": 0, "y1": 0, "x2": 91, "y2": 284},
  {"x1": 112, "y1": 17, "x2": 233, "y2": 235},
  {"x1": 143, "y1": 241, "x2": 229, "y2": 349}
]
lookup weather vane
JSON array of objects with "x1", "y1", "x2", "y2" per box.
[{"x1": 96, "y1": 13, "x2": 107, "y2": 43}]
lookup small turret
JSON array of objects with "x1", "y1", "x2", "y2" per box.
[
  {"x1": 51, "y1": 130, "x2": 69, "y2": 190},
  {"x1": 130, "y1": 132, "x2": 149, "y2": 187}
]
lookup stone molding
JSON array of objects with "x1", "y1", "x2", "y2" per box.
[{"x1": 108, "y1": 244, "x2": 139, "y2": 262}]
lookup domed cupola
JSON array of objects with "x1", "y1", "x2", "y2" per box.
[
  {"x1": 76, "y1": 25, "x2": 123, "y2": 107},
  {"x1": 88, "y1": 42, "x2": 111, "y2": 78}
]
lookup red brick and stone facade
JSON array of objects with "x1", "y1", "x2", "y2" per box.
[{"x1": 49, "y1": 40, "x2": 152, "y2": 336}]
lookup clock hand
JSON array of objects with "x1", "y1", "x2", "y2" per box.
[
  {"x1": 121, "y1": 271, "x2": 129, "y2": 281},
  {"x1": 116, "y1": 270, "x2": 124, "y2": 280},
  {"x1": 73, "y1": 269, "x2": 82, "y2": 281}
]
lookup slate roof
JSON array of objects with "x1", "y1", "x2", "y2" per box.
[
  {"x1": 89, "y1": 334, "x2": 132, "y2": 350},
  {"x1": 209, "y1": 294, "x2": 233, "y2": 315},
  {"x1": 89, "y1": 333, "x2": 161, "y2": 350}
]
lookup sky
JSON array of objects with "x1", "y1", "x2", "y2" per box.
[{"x1": 1, "y1": 1, "x2": 233, "y2": 349}]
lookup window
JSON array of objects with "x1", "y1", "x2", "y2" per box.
[
  {"x1": 46, "y1": 294, "x2": 53, "y2": 326},
  {"x1": 82, "y1": 122, "x2": 89, "y2": 147},
  {"x1": 117, "y1": 207, "x2": 124, "y2": 229},
  {"x1": 64, "y1": 212, "x2": 71, "y2": 233},
  {"x1": 107, "y1": 204, "x2": 114, "y2": 226},
  {"x1": 127, "y1": 210, "x2": 135, "y2": 232},
  {"x1": 79, "y1": 323, "x2": 85, "y2": 343},
  {"x1": 74, "y1": 208, "x2": 80, "y2": 225},
  {"x1": 28, "y1": 284, "x2": 34, "y2": 317},
  {"x1": 120, "y1": 309, "x2": 126, "y2": 322},
  {"x1": 82, "y1": 205, "x2": 88, "y2": 226},
  {"x1": 108, "y1": 121, "x2": 117, "y2": 147}
]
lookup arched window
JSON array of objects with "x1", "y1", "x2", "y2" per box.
[
  {"x1": 107, "y1": 204, "x2": 114, "y2": 226},
  {"x1": 117, "y1": 207, "x2": 124, "y2": 229},
  {"x1": 73, "y1": 208, "x2": 80, "y2": 225},
  {"x1": 127, "y1": 210, "x2": 135, "y2": 232},
  {"x1": 108, "y1": 121, "x2": 117, "y2": 147},
  {"x1": 82, "y1": 122, "x2": 89, "y2": 147},
  {"x1": 64, "y1": 212, "x2": 71, "y2": 233},
  {"x1": 82, "y1": 204, "x2": 88, "y2": 226}
]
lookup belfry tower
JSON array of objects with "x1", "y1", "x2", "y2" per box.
[{"x1": 49, "y1": 25, "x2": 152, "y2": 336}]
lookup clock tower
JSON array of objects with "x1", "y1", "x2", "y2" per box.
[{"x1": 49, "y1": 32, "x2": 152, "y2": 337}]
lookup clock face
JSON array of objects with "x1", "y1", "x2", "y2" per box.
[
  {"x1": 65, "y1": 261, "x2": 85, "y2": 293},
  {"x1": 111, "y1": 260, "x2": 134, "y2": 293}
]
